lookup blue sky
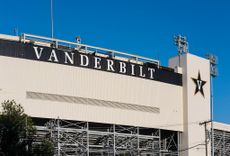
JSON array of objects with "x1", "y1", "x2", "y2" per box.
[{"x1": 0, "y1": 0, "x2": 229, "y2": 123}]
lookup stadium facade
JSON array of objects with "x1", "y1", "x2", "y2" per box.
[{"x1": 0, "y1": 33, "x2": 229, "y2": 156}]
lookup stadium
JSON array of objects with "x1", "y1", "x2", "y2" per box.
[{"x1": 0, "y1": 33, "x2": 229, "y2": 156}]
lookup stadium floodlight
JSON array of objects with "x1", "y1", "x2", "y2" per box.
[
  {"x1": 174, "y1": 35, "x2": 189, "y2": 66},
  {"x1": 174, "y1": 35, "x2": 189, "y2": 55},
  {"x1": 206, "y1": 54, "x2": 218, "y2": 77}
]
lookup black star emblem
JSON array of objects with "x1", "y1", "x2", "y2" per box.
[{"x1": 192, "y1": 71, "x2": 207, "y2": 97}]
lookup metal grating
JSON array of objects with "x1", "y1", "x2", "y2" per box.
[
  {"x1": 214, "y1": 129, "x2": 230, "y2": 156},
  {"x1": 26, "y1": 91, "x2": 160, "y2": 114}
]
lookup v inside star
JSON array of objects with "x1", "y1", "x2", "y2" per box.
[{"x1": 192, "y1": 71, "x2": 207, "y2": 97}]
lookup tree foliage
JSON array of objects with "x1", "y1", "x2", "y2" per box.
[
  {"x1": 33, "y1": 139, "x2": 54, "y2": 156},
  {"x1": 0, "y1": 100, "x2": 54, "y2": 156}
]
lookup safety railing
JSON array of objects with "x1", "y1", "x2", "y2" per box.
[{"x1": 21, "y1": 33, "x2": 160, "y2": 66}]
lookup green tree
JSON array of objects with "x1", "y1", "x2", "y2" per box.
[
  {"x1": 0, "y1": 100, "x2": 35, "y2": 155},
  {"x1": 0, "y1": 100, "x2": 54, "y2": 156},
  {"x1": 33, "y1": 139, "x2": 54, "y2": 156}
]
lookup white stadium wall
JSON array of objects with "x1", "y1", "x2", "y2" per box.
[
  {"x1": 169, "y1": 53, "x2": 211, "y2": 156},
  {"x1": 3, "y1": 34, "x2": 229, "y2": 156},
  {"x1": 0, "y1": 45, "x2": 183, "y2": 132}
]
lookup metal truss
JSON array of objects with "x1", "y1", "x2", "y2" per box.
[
  {"x1": 35, "y1": 118, "x2": 179, "y2": 156},
  {"x1": 214, "y1": 129, "x2": 230, "y2": 156}
]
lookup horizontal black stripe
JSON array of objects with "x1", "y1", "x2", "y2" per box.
[{"x1": 0, "y1": 39, "x2": 182, "y2": 86}]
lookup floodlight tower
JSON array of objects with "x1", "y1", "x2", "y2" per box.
[
  {"x1": 174, "y1": 35, "x2": 189, "y2": 66},
  {"x1": 206, "y1": 53, "x2": 218, "y2": 156}
]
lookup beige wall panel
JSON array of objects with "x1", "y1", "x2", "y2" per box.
[
  {"x1": 170, "y1": 53, "x2": 211, "y2": 156},
  {"x1": 0, "y1": 56, "x2": 183, "y2": 131}
]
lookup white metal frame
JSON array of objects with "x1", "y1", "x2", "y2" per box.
[
  {"x1": 35, "y1": 118, "x2": 179, "y2": 156},
  {"x1": 20, "y1": 33, "x2": 160, "y2": 66}
]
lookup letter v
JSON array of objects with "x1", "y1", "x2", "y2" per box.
[{"x1": 33, "y1": 46, "x2": 43, "y2": 59}]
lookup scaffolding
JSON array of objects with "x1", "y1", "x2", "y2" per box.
[
  {"x1": 34, "y1": 118, "x2": 179, "y2": 156},
  {"x1": 214, "y1": 129, "x2": 230, "y2": 156}
]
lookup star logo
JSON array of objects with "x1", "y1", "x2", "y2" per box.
[{"x1": 192, "y1": 71, "x2": 207, "y2": 97}]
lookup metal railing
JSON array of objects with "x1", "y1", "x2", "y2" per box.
[{"x1": 21, "y1": 33, "x2": 160, "y2": 66}]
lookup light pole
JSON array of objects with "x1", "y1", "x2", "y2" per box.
[
  {"x1": 51, "y1": 0, "x2": 54, "y2": 38},
  {"x1": 200, "y1": 120, "x2": 212, "y2": 156},
  {"x1": 206, "y1": 54, "x2": 218, "y2": 156}
]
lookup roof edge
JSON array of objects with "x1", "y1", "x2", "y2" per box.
[{"x1": 213, "y1": 121, "x2": 230, "y2": 132}]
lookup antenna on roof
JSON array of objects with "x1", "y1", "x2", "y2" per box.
[
  {"x1": 51, "y1": 0, "x2": 54, "y2": 38},
  {"x1": 76, "y1": 35, "x2": 81, "y2": 44},
  {"x1": 75, "y1": 35, "x2": 81, "y2": 49},
  {"x1": 13, "y1": 27, "x2": 19, "y2": 36}
]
